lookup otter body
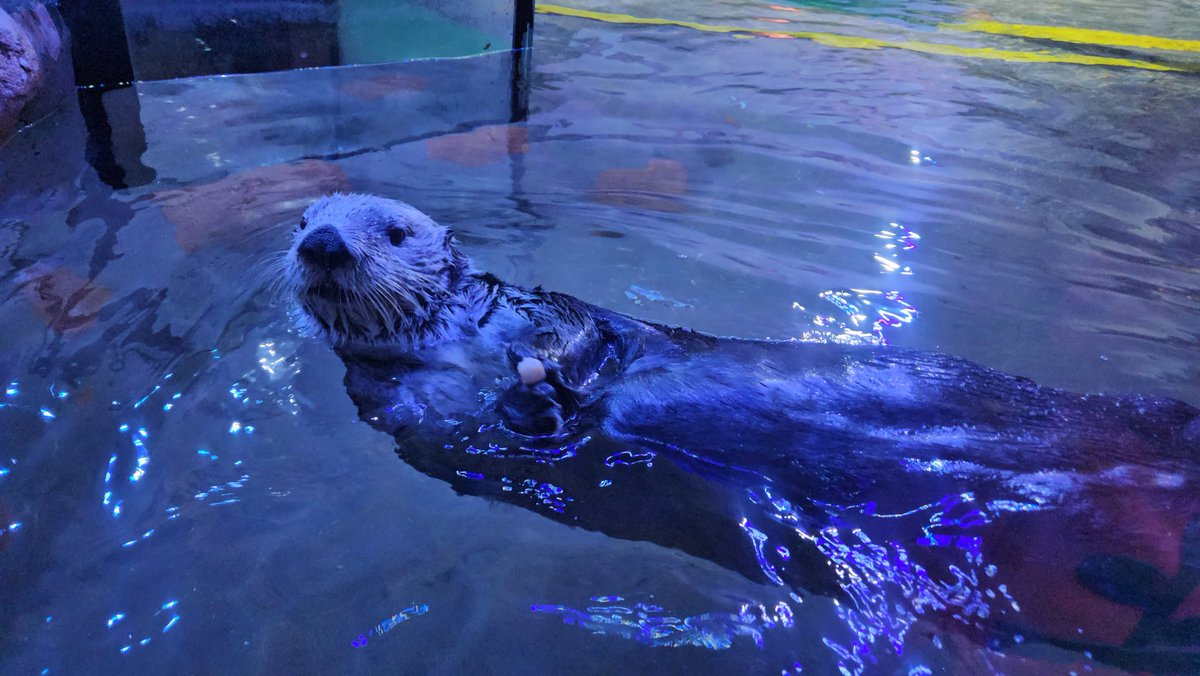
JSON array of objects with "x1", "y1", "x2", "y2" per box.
[
  {"x1": 284, "y1": 194, "x2": 1200, "y2": 669},
  {"x1": 340, "y1": 271, "x2": 1197, "y2": 480}
]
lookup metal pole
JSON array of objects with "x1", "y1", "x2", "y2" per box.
[
  {"x1": 509, "y1": 0, "x2": 534, "y2": 123},
  {"x1": 58, "y1": 0, "x2": 154, "y2": 188}
]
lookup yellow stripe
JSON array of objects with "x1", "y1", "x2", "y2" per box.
[
  {"x1": 536, "y1": 4, "x2": 1186, "y2": 72},
  {"x1": 944, "y1": 20, "x2": 1200, "y2": 53}
]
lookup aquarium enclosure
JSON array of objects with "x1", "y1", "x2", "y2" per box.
[
  {"x1": 1, "y1": 0, "x2": 1199, "y2": 674},
  {"x1": 14, "y1": 0, "x2": 532, "y2": 189}
]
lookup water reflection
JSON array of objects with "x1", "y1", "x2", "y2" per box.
[
  {"x1": 531, "y1": 594, "x2": 794, "y2": 649},
  {"x1": 337, "y1": 273, "x2": 1197, "y2": 676},
  {"x1": 350, "y1": 603, "x2": 430, "y2": 649},
  {"x1": 808, "y1": 221, "x2": 920, "y2": 344},
  {"x1": 110, "y1": 599, "x2": 182, "y2": 656},
  {"x1": 1, "y1": 0, "x2": 1199, "y2": 671}
]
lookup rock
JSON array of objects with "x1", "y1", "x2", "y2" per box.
[
  {"x1": 425, "y1": 124, "x2": 528, "y2": 168},
  {"x1": 0, "y1": 8, "x2": 41, "y2": 141},
  {"x1": 18, "y1": 263, "x2": 113, "y2": 334},
  {"x1": 151, "y1": 160, "x2": 350, "y2": 252},
  {"x1": 0, "y1": 3, "x2": 65, "y2": 144},
  {"x1": 590, "y1": 158, "x2": 689, "y2": 213}
]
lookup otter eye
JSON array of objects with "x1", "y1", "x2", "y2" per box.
[
  {"x1": 388, "y1": 228, "x2": 407, "y2": 246},
  {"x1": 298, "y1": 216, "x2": 308, "y2": 231}
]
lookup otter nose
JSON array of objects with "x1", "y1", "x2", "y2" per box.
[{"x1": 298, "y1": 226, "x2": 353, "y2": 270}]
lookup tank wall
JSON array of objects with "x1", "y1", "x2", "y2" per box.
[{"x1": 119, "y1": 0, "x2": 516, "y2": 82}]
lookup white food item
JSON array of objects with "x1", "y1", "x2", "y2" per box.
[{"x1": 517, "y1": 357, "x2": 547, "y2": 385}]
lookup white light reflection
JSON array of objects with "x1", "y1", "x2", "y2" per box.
[
  {"x1": 743, "y1": 485, "x2": 1018, "y2": 674},
  {"x1": 908, "y1": 149, "x2": 935, "y2": 165},
  {"x1": 531, "y1": 595, "x2": 792, "y2": 650},
  {"x1": 796, "y1": 222, "x2": 920, "y2": 345}
]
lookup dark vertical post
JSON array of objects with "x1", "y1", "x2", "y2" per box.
[
  {"x1": 509, "y1": 0, "x2": 534, "y2": 123},
  {"x1": 58, "y1": 0, "x2": 134, "y2": 88},
  {"x1": 58, "y1": 0, "x2": 155, "y2": 189},
  {"x1": 506, "y1": 0, "x2": 537, "y2": 227}
]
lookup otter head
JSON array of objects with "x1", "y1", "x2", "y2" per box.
[{"x1": 284, "y1": 193, "x2": 472, "y2": 352}]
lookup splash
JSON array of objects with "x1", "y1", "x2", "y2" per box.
[
  {"x1": 350, "y1": 603, "x2": 430, "y2": 648},
  {"x1": 799, "y1": 222, "x2": 920, "y2": 345},
  {"x1": 603, "y1": 450, "x2": 656, "y2": 468},
  {"x1": 517, "y1": 479, "x2": 573, "y2": 513},
  {"x1": 531, "y1": 595, "x2": 797, "y2": 649},
  {"x1": 741, "y1": 486, "x2": 1018, "y2": 674},
  {"x1": 624, "y1": 286, "x2": 693, "y2": 309}
]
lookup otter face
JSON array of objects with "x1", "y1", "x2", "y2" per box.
[{"x1": 284, "y1": 193, "x2": 467, "y2": 348}]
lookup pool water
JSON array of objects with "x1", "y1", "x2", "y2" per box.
[{"x1": 1, "y1": 1, "x2": 1199, "y2": 673}]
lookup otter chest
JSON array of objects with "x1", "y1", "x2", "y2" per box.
[{"x1": 349, "y1": 321, "x2": 530, "y2": 431}]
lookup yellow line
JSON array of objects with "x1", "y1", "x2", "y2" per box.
[
  {"x1": 944, "y1": 20, "x2": 1200, "y2": 53},
  {"x1": 536, "y1": 4, "x2": 1186, "y2": 72}
]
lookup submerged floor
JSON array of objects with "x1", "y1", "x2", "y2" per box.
[{"x1": 1, "y1": 0, "x2": 1199, "y2": 673}]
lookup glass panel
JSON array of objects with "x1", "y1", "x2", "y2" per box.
[{"x1": 119, "y1": 0, "x2": 517, "y2": 82}]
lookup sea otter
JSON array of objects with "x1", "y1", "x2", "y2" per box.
[{"x1": 282, "y1": 193, "x2": 1200, "y2": 670}]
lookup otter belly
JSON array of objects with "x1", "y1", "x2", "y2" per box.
[{"x1": 598, "y1": 337, "x2": 1199, "y2": 479}]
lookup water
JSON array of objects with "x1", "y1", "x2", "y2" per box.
[{"x1": 2, "y1": 0, "x2": 1199, "y2": 673}]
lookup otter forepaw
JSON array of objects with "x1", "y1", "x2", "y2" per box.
[
  {"x1": 499, "y1": 349, "x2": 583, "y2": 437},
  {"x1": 497, "y1": 380, "x2": 566, "y2": 437}
]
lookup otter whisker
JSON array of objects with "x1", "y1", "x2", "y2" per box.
[
  {"x1": 266, "y1": 252, "x2": 306, "y2": 296},
  {"x1": 365, "y1": 280, "x2": 403, "y2": 319},
  {"x1": 376, "y1": 288, "x2": 406, "y2": 327},
  {"x1": 362, "y1": 287, "x2": 395, "y2": 337},
  {"x1": 249, "y1": 252, "x2": 290, "y2": 292}
]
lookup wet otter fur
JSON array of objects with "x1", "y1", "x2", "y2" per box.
[
  {"x1": 282, "y1": 193, "x2": 1200, "y2": 668},
  {"x1": 283, "y1": 193, "x2": 1198, "y2": 468}
]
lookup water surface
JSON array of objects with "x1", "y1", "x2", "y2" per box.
[{"x1": 1, "y1": 0, "x2": 1199, "y2": 673}]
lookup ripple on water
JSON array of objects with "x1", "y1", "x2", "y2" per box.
[{"x1": 2, "y1": 0, "x2": 1199, "y2": 672}]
